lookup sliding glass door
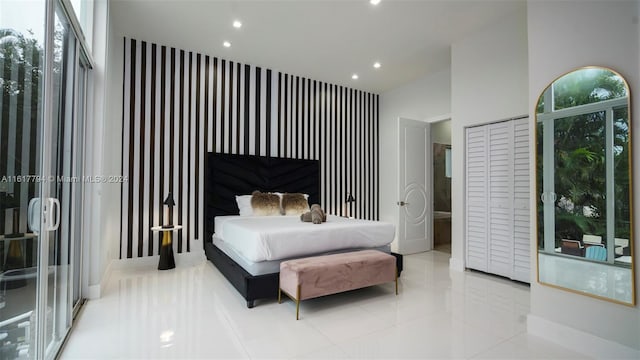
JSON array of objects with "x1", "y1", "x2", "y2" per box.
[
  {"x1": 0, "y1": 0, "x2": 89, "y2": 358},
  {"x1": 71, "y1": 55, "x2": 88, "y2": 317},
  {"x1": 43, "y1": 6, "x2": 74, "y2": 356},
  {"x1": 0, "y1": 1, "x2": 47, "y2": 358}
]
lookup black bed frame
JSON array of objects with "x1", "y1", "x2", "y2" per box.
[{"x1": 203, "y1": 152, "x2": 403, "y2": 308}]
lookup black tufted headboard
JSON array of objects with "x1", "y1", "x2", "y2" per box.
[{"x1": 203, "y1": 153, "x2": 320, "y2": 245}]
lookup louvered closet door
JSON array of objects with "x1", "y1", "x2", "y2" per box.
[
  {"x1": 465, "y1": 126, "x2": 488, "y2": 271},
  {"x1": 487, "y1": 122, "x2": 514, "y2": 279},
  {"x1": 512, "y1": 118, "x2": 530, "y2": 283}
]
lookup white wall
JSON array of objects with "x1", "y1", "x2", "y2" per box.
[
  {"x1": 83, "y1": 0, "x2": 124, "y2": 298},
  {"x1": 102, "y1": 0, "x2": 124, "y2": 272},
  {"x1": 83, "y1": 0, "x2": 112, "y2": 298},
  {"x1": 449, "y1": 5, "x2": 528, "y2": 270},
  {"x1": 379, "y1": 68, "x2": 451, "y2": 251},
  {"x1": 431, "y1": 120, "x2": 451, "y2": 145},
  {"x1": 527, "y1": 0, "x2": 640, "y2": 353}
]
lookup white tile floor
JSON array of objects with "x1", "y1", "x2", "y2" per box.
[{"x1": 61, "y1": 251, "x2": 590, "y2": 359}]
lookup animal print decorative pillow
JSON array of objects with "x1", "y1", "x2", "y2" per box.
[
  {"x1": 250, "y1": 191, "x2": 281, "y2": 216},
  {"x1": 281, "y1": 193, "x2": 310, "y2": 215}
]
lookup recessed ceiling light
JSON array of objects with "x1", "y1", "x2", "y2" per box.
[
  {"x1": 223, "y1": 41, "x2": 231, "y2": 48},
  {"x1": 352, "y1": 74, "x2": 359, "y2": 80},
  {"x1": 233, "y1": 20, "x2": 242, "y2": 28},
  {"x1": 373, "y1": 62, "x2": 381, "y2": 69},
  {"x1": 370, "y1": 0, "x2": 381, "y2": 5}
]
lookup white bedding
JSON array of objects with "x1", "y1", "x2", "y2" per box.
[{"x1": 214, "y1": 215, "x2": 395, "y2": 262}]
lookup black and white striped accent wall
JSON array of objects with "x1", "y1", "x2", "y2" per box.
[{"x1": 121, "y1": 38, "x2": 379, "y2": 259}]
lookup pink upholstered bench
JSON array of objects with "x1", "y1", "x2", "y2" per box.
[{"x1": 278, "y1": 250, "x2": 398, "y2": 319}]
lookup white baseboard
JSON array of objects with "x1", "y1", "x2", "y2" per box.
[
  {"x1": 87, "y1": 283, "x2": 101, "y2": 299},
  {"x1": 86, "y1": 260, "x2": 113, "y2": 300},
  {"x1": 449, "y1": 257, "x2": 465, "y2": 272},
  {"x1": 85, "y1": 248, "x2": 206, "y2": 299},
  {"x1": 527, "y1": 314, "x2": 640, "y2": 358},
  {"x1": 110, "y1": 247, "x2": 206, "y2": 271}
]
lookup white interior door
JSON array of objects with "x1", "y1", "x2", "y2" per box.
[{"x1": 397, "y1": 118, "x2": 431, "y2": 254}]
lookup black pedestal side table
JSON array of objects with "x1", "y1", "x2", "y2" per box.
[{"x1": 151, "y1": 225, "x2": 182, "y2": 270}]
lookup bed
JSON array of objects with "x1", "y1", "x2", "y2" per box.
[{"x1": 203, "y1": 152, "x2": 403, "y2": 308}]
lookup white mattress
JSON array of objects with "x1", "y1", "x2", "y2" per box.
[{"x1": 214, "y1": 215, "x2": 395, "y2": 262}]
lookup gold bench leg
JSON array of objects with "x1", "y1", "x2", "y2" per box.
[
  {"x1": 296, "y1": 285, "x2": 301, "y2": 320},
  {"x1": 278, "y1": 287, "x2": 282, "y2": 304}
]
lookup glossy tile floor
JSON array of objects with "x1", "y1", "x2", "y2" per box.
[{"x1": 61, "y1": 251, "x2": 590, "y2": 359}]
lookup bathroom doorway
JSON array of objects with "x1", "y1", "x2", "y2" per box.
[{"x1": 432, "y1": 119, "x2": 451, "y2": 253}]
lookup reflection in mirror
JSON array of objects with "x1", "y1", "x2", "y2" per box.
[{"x1": 536, "y1": 67, "x2": 635, "y2": 305}]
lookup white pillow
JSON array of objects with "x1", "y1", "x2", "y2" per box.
[{"x1": 235, "y1": 195, "x2": 253, "y2": 216}]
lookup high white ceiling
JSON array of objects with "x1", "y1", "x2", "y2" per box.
[{"x1": 110, "y1": 0, "x2": 525, "y2": 93}]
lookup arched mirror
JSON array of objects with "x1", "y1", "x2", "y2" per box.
[{"x1": 536, "y1": 66, "x2": 635, "y2": 305}]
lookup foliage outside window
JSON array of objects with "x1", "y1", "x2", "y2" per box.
[{"x1": 536, "y1": 68, "x2": 629, "y2": 254}]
